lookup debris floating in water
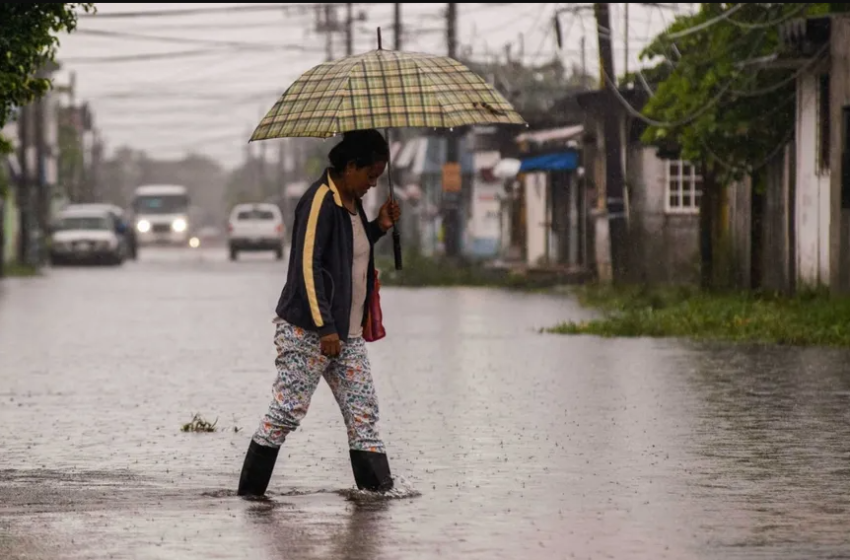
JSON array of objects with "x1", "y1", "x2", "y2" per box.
[{"x1": 181, "y1": 413, "x2": 218, "y2": 433}]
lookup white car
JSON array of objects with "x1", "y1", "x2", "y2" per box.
[
  {"x1": 227, "y1": 203, "x2": 285, "y2": 260},
  {"x1": 49, "y1": 206, "x2": 127, "y2": 266}
]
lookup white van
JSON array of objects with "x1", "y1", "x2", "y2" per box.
[
  {"x1": 227, "y1": 203, "x2": 285, "y2": 260},
  {"x1": 132, "y1": 184, "x2": 190, "y2": 246}
]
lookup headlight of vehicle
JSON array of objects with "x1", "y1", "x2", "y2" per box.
[
  {"x1": 137, "y1": 220, "x2": 151, "y2": 233},
  {"x1": 172, "y1": 218, "x2": 187, "y2": 232}
]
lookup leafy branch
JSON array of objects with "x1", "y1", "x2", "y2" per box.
[
  {"x1": 0, "y1": 3, "x2": 96, "y2": 154},
  {"x1": 635, "y1": 3, "x2": 828, "y2": 180}
]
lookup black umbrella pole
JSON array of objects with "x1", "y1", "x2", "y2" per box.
[
  {"x1": 392, "y1": 227, "x2": 402, "y2": 270},
  {"x1": 385, "y1": 127, "x2": 402, "y2": 270}
]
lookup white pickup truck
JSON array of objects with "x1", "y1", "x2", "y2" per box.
[{"x1": 227, "y1": 203, "x2": 285, "y2": 261}]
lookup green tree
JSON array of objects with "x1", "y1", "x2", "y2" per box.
[
  {"x1": 0, "y1": 3, "x2": 95, "y2": 155},
  {"x1": 637, "y1": 3, "x2": 829, "y2": 178},
  {"x1": 629, "y1": 4, "x2": 836, "y2": 290}
]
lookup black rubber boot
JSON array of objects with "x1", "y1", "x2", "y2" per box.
[
  {"x1": 237, "y1": 440, "x2": 280, "y2": 497},
  {"x1": 349, "y1": 450, "x2": 394, "y2": 492}
]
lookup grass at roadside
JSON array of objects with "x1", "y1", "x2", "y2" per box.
[
  {"x1": 375, "y1": 253, "x2": 547, "y2": 289},
  {"x1": 547, "y1": 283, "x2": 850, "y2": 347},
  {"x1": 3, "y1": 263, "x2": 40, "y2": 277}
]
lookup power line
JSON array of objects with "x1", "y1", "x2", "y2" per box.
[
  {"x1": 663, "y1": 3, "x2": 744, "y2": 40},
  {"x1": 529, "y1": 4, "x2": 557, "y2": 63},
  {"x1": 71, "y1": 47, "x2": 300, "y2": 102},
  {"x1": 84, "y1": 88, "x2": 284, "y2": 103},
  {"x1": 59, "y1": 49, "x2": 228, "y2": 64},
  {"x1": 85, "y1": 19, "x2": 309, "y2": 32},
  {"x1": 730, "y1": 42, "x2": 829, "y2": 97},
  {"x1": 72, "y1": 28, "x2": 317, "y2": 52},
  {"x1": 726, "y1": 3, "x2": 813, "y2": 30},
  {"x1": 600, "y1": 31, "x2": 767, "y2": 129},
  {"x1": 79, "y1": 4, "x2": 377, "y2": 19}
]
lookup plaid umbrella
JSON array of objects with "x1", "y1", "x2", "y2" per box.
[{"x1": 250, "y1": 48, "x2": 526, "y2": 141}]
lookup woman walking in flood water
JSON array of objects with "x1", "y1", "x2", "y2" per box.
[{"x1": 237, "y1": 129, "x2": 400, "y2": 497}]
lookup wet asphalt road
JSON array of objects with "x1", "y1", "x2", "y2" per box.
[{"x1": 2, "y1": 246, "x2": 850, "y2": 559}]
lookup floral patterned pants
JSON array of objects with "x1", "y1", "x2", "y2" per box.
[{"x1": 252, "y1": 320, "x2": 385, "y2": 453}]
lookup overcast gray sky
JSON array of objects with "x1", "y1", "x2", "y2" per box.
[{"x1": 52, "y1": 3, "x2": 695, "y2": 168}]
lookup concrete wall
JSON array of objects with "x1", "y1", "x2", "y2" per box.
[
  {"x1": 761, "y1": 144, "x2": 795, "y2": 292},
  {"x1": 728, "y1": 145, "x2": 799, "y2": 294},
  {"x1": 728, "y1": 176, "x2": 752, "y2": 289},
  {"x1": 584, "y1": 119, "x2": 610, "y2": 281},
  {"x1": 624, "y1": 146, "x2": 700, "y2": 284},
  {"x1": 524, "y1": 171, "x2": 548, "y2": 266},
  {"x1": 829, "y1": 16, "x2": 850, "y2": 293},
  {"x1": 796, "y1": 70, "x2": 831, "y2": 287}
]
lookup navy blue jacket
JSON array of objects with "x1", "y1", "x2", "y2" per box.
[{"x1": 276, "y1": 169, "x2": 387, "y2": 341}]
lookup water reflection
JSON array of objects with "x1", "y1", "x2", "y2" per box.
[
  {"x1": 686, "y1": 343, "x2": 850, "y2": 555},
  {"x1": 6, "y1": 248, "x2": 850, "y2": 558},
  {"x1": 246, "y1": 499, "x2": 389, "y2": 560}
]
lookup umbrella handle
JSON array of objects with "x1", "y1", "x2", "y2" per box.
[
  {"x1": 392, "y1": 228, "x2": 402, "y2": 271},
  {"x1": 385, "y1": 126, "x2": 402, "y2": 271}
]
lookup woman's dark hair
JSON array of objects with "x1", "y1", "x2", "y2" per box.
[{"x1": 328, "y1": 129, "x2": 390, "y2": 172}]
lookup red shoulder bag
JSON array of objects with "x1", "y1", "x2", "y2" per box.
[{"x1": 363, "y1": 269, "x2": 386, "y2": 342}]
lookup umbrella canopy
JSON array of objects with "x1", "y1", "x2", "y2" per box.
[{"x1": 250, "y1": 48, "x2": 526, "y2": 141}]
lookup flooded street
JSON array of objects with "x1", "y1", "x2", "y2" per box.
[{"x1": 2, "y1": 246, "x2": 850, "y2": 559}]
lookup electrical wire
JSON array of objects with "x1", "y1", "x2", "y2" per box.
[
  {"x1": 663, "y1": 3, "x2": 744, "y2": 40},
  {"x1": 474, "y1": 5, "x2": 540, "y2": 36},
  {"x1": 702, "y1": 117, "x2": 795, "y2": 176},
  {"x1": 730, "y1": 42, "x2": 829, "y2": 97},
  {"x1": 623, "y1": 5, "x2": 816, "y2": 176},
  {"x1": 59, "y1": 49, "x2": 236, "y2": 64},
  {"x1": 76, "y1": 41, "x2": 307, "y2": 98},
  {"x1": 72, "y1": 28, "x2": 319, "y2": 52},
  {"x1": 600, "y1": 30, "x2": 768, "y2": 129},
  {"x1": 79, "y1": 4, "x2": 379, "y2": 19},
  {"x1": 529, "y1": 4, "x2": 557, "y2": 63},
  {"x1": 91, "y1": 19, "x2": 309, "y2": 33},
  {"x1": 72, "y1": 4, "x2": 693, "y2": 163},
  {"x1": 725, "y1": 3, "x2": 813, "y2": 30}
]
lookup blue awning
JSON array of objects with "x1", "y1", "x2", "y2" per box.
[{"x1": 519, "y1": 151, "x2": 578, "y2": 172}]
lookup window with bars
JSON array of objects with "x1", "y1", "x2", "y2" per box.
[{"x1": 665, "y1": 160, "x2": 702, "y2": 213}]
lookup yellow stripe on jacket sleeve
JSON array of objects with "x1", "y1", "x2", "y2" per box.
[{"x1": 303, "y1": 185, "x2": 330, "y2": 327}]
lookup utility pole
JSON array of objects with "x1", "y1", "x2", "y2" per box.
[
  {"x1": 623, "y1": 4, "x2": 628, "y2": 77},
  {"x1": 581, "y1": 36, "x2": 587, "y2": 85},
  {"x1": 90, "y1": 130, "x2": 103, "y2": 203},
  {"x1": 345, "y1": 3, "x2": 353, "y2": 55},
  {"x1": 394, "y1": 3, "x2": 402, "y2": 50},
  {"x1": 277, "y1": 140, "x2": 287, "y2": 224},
  {"x1": 444, "y1": 2, "x2": 460, "y2": 259},
  {"x1": 17, "y1": 104, "x2": 33, "y2": 265},
  {"x1": 34, "y1": 93, "x2": 47, "y2": 265},
  {"x1": 324, "y1": 4, "x2": 334, "y2": 61},
  {"x1": 244, "y1": 128, "x2": 252, "y2": 202},
  {"x1": 594, "y1": 2, "x2": 628, "y2": 282}
]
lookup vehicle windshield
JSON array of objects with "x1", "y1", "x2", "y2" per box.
[
  {"x1": 133, "y1": 194, "x2": 188, "y2": 214},
  {"x1": 236, "y1": 209, "x2": 275, "y2": 220},
  {"x1": 56, "y1": 216, "x2": 111, "y2": 231}
]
